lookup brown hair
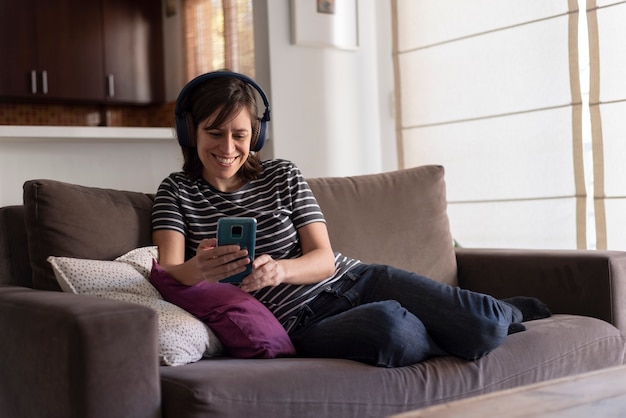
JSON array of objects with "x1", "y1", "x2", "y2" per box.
[{"x1": 178, "y1": 74, "x2": 263, "y2": 181}]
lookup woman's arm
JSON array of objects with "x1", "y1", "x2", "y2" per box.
[
  {"x1": 240, "y1": 222, "x2": 336, "y2": 292},
  {"x1": 153, "y1": 229, "x2": 250, "y2": 286}
]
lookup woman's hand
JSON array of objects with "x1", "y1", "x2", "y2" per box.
[
  {"x1": 154, "y1": 222, "x2": 335, "y2": 288},
  {"x1": 239, "y1": 254, "x2": 284, "y2": 292},
  {"x1": 239, "y1": 222, "x2": 336, "y2": 292},
  {"x1": 195, "y1": 238, "x2": 251, "y2": 283}
]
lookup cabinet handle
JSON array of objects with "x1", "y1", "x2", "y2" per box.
[
  {"x1": 107, "y1": 74, "x2": 115, "y2": 98},
  {"x1": 30, "y1": 70, "x2": 37, "y2": 94},
  {"x1": 41, "y1": 70, "x2": 48, "y2": 95}
]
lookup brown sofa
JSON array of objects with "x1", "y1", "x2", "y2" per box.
[{"x1": 1, "y1": 164, "x2": 625, "y2": 418}]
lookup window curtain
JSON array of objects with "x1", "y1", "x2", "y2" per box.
[
  {"x1": 183, "y1": 0, "x2": 255, "y2": 81},
  {"x1": 391, "y1": 0, "x2": 585, "y2": 249},
  {"x1": 587, "y1": 0, "x2": 626, "y2": 250}
]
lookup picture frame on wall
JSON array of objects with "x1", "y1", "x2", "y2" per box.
[{"x1": 291, "y1": 0, "x2": 359, "y2": 50}]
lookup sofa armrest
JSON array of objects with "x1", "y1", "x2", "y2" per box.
[
  {"x1": 456, "y1": 248, "x2": 626, "y2": 333},
  {"x1": 0, "y1": 286, "x2": 161, "y2": 418}
]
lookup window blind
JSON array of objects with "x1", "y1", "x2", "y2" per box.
[
  {"x1": 587, "y1": 0, "x2": 626, "y2": 249},
  {"x1": 183, "y1": 0, "x2": 255, "y2": 80},
  {"x1": 392, "y1": 0, "x2": 585, "y2": 249}
]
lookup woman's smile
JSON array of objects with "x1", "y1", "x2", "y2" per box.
[{"x1": 214, "y1": 155, "x2": 240, "y2": 166}]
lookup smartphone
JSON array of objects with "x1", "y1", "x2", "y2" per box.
[{"x1": 217, "y1": 217, "x2": 257, "y2": 283}]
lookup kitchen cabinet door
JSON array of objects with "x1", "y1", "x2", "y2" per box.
[
  {"x1": 102, "y1": 0, "x2": 165, "y2": 104},
  {"x1": 0, "y1": 0, "x2": 39, "y2": 97},
  {"x1": 35, "y1": 0, "x2": 105, "y2": 101}
]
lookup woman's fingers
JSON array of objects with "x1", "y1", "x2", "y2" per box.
[
  {"x1": 240, "y1": 255, "x2": 281, "y2": 292},
  {"x1": 196, "y1": 244, "x2": 249, "y2": 282}
]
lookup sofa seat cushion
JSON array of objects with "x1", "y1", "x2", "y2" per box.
[
  {"x1": 307, "y1": 165, "x2": 457, "y2": 286},
  {"x1": 159, "y1": 315, "x2": 626, "y2": 417}
]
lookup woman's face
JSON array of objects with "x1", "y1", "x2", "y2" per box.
[{"x1": 196, "y1": 107, "x2": 253, "y2": 192}]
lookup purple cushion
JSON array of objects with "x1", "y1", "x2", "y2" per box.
[{"x1": 149, "y1": 260, "x2": 296, "y2": 359}]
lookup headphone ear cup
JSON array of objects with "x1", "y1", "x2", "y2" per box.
[
  {"x1": 252, "y1": 119, "x2": 267, "y2": 152},
  {"x1": 175, "y1": 112, "x2": 190, "y2": 147}
]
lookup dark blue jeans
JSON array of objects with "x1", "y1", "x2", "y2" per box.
[{"x1": 289, "y1": 264, "x2": 522, "y2": 367}]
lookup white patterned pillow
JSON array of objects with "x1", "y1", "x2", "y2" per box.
[{"x1": 47, "y1": 246, "x2": 224, "y2": 366}]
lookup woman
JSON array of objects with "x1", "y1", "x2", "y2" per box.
[{"x1": 152, "y1": 70, "x2": 550, "y2": 367}]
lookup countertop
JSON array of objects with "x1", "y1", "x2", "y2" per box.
[{"x1": 0, "y1": 125, "x2": 175, "y2": 141}]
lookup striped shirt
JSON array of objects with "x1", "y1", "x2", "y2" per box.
[{"x1": 152, "y1": 159, "x2": 360, "y2": 331}]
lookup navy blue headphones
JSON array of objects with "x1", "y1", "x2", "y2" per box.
[{"x1": 174, "y1": 71, "x2": 271, "y2": 152}]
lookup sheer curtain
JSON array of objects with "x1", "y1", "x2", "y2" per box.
[
  {"x1": 587, "y1": 0, "x2": 626, "y2": 250},
  {"x1": 391, "y1": 0, "x2": 585, "y2": 249},
  {"x1": 183, "y1": 0, "x2": 255, "y2": 81}
]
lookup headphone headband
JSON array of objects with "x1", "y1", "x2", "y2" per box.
[{"x1": 174, "y1": 71, "x2": 271, "y2": 152}]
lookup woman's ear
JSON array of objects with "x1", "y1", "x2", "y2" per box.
[{"x1": 250, "y1": 119, "x2": 261, "y2": 150}]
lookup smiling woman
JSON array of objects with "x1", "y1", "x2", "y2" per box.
[{"x1": 183, "y1": 0, "x2": 255, "y2": 79}]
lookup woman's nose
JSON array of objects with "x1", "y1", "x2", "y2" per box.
[{"x1": 221, "y1": 135, "x2": 236, "y2": 152}]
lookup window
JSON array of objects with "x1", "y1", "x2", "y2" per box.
[
  {"x1": 392, "y1": 1, "x2": 584, "y2": 249},
  {"x1": 392, "y1": 0, "x2": 626, "y2": 251},
  {"x1": 586, "y1": 0, "x2": 626, "y2": 250},
  {"x1": 183, "y1": 0, "x2": 255, "y2": 80}
]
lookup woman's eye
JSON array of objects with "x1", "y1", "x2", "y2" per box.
[{"x1": 203, "y1": 130, "x2": 248, "y2": 140}]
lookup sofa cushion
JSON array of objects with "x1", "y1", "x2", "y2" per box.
[
  {"x1": 307, "y1": 165, "x2": 457, "y2": 286},
  {"x1": 159, "y1": 315, "x2": 626, "y2": 417},
  {"x1": 23, "y1": 179, "x2": 155, "y2": 291},
  {"x1": 149, "y1": 261, "x2": 296, "y2": 359},
  {"x1": 48, "y1": 246, "x2": 224, "y2": 366},
  {"x1": 0, "y1": 206, "x2": 32, "y2": 287},
  {"x1": 23, "y1": 166, "x2": 456, "y2": 290}
]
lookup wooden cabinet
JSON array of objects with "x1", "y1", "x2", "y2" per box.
[
  {"x1": 0, "y1": 0, "x2": 163, "y2": 104},
  {"x1": 36, "y1": 0, "x2": 106, "y2": 101},
  {"x1": 0, "y1": 0, "x2": 38, "y2": 98},
  {"x1": 102, "y1": 0, "x2": 164, "y2": 104}
]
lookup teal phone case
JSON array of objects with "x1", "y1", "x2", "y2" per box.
[{"x1": 217, "y1": 217, "x2": 257, "y2": 283}]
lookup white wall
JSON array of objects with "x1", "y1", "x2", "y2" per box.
[
  {"x1": 258, "y1": 0, "x2": 397, "y2": 178},
  {"x1": 0, "y1": 127, "x2": 182, "y2": 207}
]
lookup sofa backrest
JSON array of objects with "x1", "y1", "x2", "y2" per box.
[
  {"x1": 22, "y1": 180, "x2": 154, "y2": 291},
  {"x1": 0, "y1": 206, "x2": 32, "y2": 287},
  {"x1": 2, "y1": 165, "x2": 457, "y2": 291},
  {"x1": 308, "y1": 165, "x2": 457, "y2": 286}
]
